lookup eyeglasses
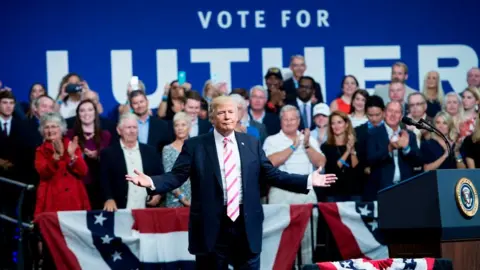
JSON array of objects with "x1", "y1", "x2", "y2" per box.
[
  {"x1": 408, "y1": 102, "x2": 425, "y2": 108},
  {"x1": 299, "y1": 84, "x2": 313, "y2": 89}
]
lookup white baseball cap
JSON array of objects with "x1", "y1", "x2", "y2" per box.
[{"x1": 313, "y1": 103, "x2": 330, "y2": 117}]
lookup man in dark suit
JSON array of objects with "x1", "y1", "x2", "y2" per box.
[
  {"x1": 126, "y1": 96, "x2": 337, "y2": 269},
  {"x1": 184, "y1": 91, "x2": 212, "y2": 137},
  {"x1": 129, "y1": 90, "x2": 172, "y2": 153},
  {"x1": 24, "y1": 95, "x2": 56, "y2": 148},
  {"x1": 283, "y1": 55, "x2": 323, "y2": 105},
  {"x1": 355, "y1": 95, "x2": 385, "y2": 160},
  {"x1": 355, "y1": 95, "x2": 385, "y2": 197},
  {"x1": 0, "y1": 91, "x2": 30, "y2": 268},
  {"x1": 101, "y1": 113, "x2": 164, "y2": 211},
  {"x1": 286, "y1": 76, "x2": 316, "y2": 130},
  {"x1": 365, "y1": 101, "x2": 422, "y2": 201},
  {"x1": 247, "y1": 85, "x2": 280, "y2": 136}
]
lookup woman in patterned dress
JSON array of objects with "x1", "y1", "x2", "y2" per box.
[{"x1": 162, "y1": 112, "x2": 192, "y2": 207}]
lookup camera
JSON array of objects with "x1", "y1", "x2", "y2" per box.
[{"x1": 65, "y1": 83, "x2": 83, "y2": 94}]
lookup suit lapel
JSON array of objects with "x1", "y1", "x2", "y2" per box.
[
  {"x1": 235, "y1": 132, "x2": 249, "y2": 193},
  {"x1": 138, "y1": 144, "x2": 146, "y2": 173},
  {"x1": 115, "y1": 144, "x2": 129, "y2": 191},
  {"x1": 204, "y1": 133, "x2": 223, "y2": 188},
  {"x1": 147, "y1": 119, "x2": 154, "y2": 146}
]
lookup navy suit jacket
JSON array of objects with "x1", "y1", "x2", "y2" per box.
[
  {"x1": 100, "y1": 142, "x2": 164, "y2": 209},
  {"x1": 146, "y1": 117, "x2": 173, "y2": 153},
  {"x1": 151, "y1": 131, "x2": 309, "y2": 254},
  {"x1": 365, "y1": 125, "x2": 422, "y2": 200},
  {"x1": 283, "y1": 78, "x2": 324, "y2": 105}
]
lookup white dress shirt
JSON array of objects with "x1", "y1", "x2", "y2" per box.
[
  {"x1": 213, "y1": 129, "x2": 243, "y2": 205},
  {"x1": 296, "y1": 98, "x2": 312, "y2": 128},
  {"x1": 189, "y1": 117, "x2": 199, "y2": 138},
  {"x1": 0, "y1": 116, "x2": 12, "y2": 136},
  {"x1": 121, "y1": 140, "x2": 148, "y2": 209},
  {"x1": 384, "y1": 124, "x2": 414, "y2": 184}
]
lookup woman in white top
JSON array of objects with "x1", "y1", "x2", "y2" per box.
[
  {"x1": 348, "y1": 89, "x2": 369, "y2": 128},
  {"x1": 56, "y1": 73, "x2": 86, "y2": 119}
]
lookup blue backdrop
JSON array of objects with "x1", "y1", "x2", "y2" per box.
[{"x1": 1, "y1": 0, "x2": 479, "y2": 114}]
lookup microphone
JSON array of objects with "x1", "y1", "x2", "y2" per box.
[
  {"x1": 402, "y1": 116, "x2": 453, "y2": 156},
  {"x1": 418, "y1": 118, "x2": 453, "y2": 156},
  {"x1": 401, "y1": 116, "x2": 434, "y2": 132}
]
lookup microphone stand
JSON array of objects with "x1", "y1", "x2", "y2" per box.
[{"x1": 418, "y1": 118, "x2": 454, "y2": 157}]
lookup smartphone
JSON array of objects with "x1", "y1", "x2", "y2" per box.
[
  {"x1": 130, "y1": 76, "x2": 139, "y2": 91},
  {"x1": 178, "y1": 71, "x2": 186, "y2": 85}
]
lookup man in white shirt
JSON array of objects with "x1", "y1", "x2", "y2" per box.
[
  {"x1": 262, "y1": 104, "x2": 325, "y2": 265},
  {"x1": 101, "y1": 113, "x2": 163, "y2": 211}
]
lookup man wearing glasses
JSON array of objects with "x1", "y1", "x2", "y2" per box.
[{"x1": 287, "y1": 76, "x2": 317, "y2": 130}]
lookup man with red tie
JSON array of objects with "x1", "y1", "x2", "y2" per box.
[{"x1": 126, "y1": 95, "x2": 337, "y2": 270}]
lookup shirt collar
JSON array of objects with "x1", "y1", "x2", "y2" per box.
[
  {"x1": 120, "y1": 139, "x2": 139, "y2": 150},
  {"x1": 0, "y1": 116, "x2": 12, "y2": 125},
  {"x1": 137, "y1": 115, "x2": 150, "y2": 124},
  {"x1": 249, "y1": 108, "x2": 265, "y2": 122},
  {"x1": 213, "y1": 129, "x2": 236, "y2": 144},
  {"x1": 280, "y1": 129, "x2": 300, "y2": 139},
  {"x1": 385, "y1": 123, "x2": 400, "y2": 135},
  {"x1": 296, "y1": 98, "x2": 311, "y2": 107},
  {"x1": 367, "y1": 120, "x2": 384, "y2": 129},
  {"x1": 191, "y1": 116, "x2": 198, "y2": 125}
]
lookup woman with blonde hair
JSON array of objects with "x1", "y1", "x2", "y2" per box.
[
  {"x1": 162, "y1": 112, "x2": 192, "y2": 207},
  {"x1": 421, "y1": 71, "x2": 445, "y2": 117},
  {"x1": 443, "y1": 92, "x2": 464, "y2": 133},
  {"x1": 421, "y1": 111, "x2": 465, "y2": 171},
  {"x1": 460, "y1": 87, "x2": 480, "y2": 138}
]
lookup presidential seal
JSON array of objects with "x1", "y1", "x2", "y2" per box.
[{"x1": 455, "y1": 178, "x2": 478, "y2": 218}]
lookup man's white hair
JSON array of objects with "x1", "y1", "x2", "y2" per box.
[
  {"x1": 249, "y1": 85, "x2": 269, "y2": 100},
  {"x1": 118, "y1": 112, "x2": 139, "y2": 128},
  {"x1": 279, "y1": 105, "x2": 300, "y2": 119},
  {"x1": 230, "y1": 93, "x2": 247, "y2": 109},
  {"x1": 39, "y1": 112, "x2": 67, "y2": 137},
  {"x1": 173, "y1": 111, "x2": 192, "y2": 126}
]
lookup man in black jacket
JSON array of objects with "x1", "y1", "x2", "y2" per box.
[
  {"x1": 129, "y1": 90, "x2": 173, "y2": 153},
  {"x1": 283, "y1": 55, "x2": 323, "y2": 105},
  {"x1": 101, "y1": 113, "x2": 164, "y2": 211}
]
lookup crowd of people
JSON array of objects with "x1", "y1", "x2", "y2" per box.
[{"x1": 1, "y1": 55, "x2": 480, "y2": 268}]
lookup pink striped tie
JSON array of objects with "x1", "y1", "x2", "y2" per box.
[{"x1": 223, "y1": 137, "x2": 240, "y2": 221}]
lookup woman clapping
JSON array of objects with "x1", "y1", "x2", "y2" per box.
[{"x1": 34, "y1": 112, "x2": 90, "y2": 218}]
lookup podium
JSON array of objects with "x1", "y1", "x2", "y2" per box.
[{"x1": 378, "y1": 169, "x2": 480, "y2": 270}]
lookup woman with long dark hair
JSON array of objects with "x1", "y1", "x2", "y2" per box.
[
  {"x1": 66, "y1": 99, "x2": 111, "y2": 209},
  {"x1": 348, "y1": 89, "x2": 369, "y2": 128},
  {"x1": 22, "y1": 83, "x2": 46, "y2": 117},
  {"x1": 321, "y1": 111, "x2": 360, "y2": 201},
  {"x1": 329, "y1": 75, "x2": 359, "y2": 114}
]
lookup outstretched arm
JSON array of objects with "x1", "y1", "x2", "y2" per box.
[
  {"x1": 126, "y1": 141, "x2": 192, "y2": 194},
  {"x1": 259, "y1": 141, "x2": 336, "y2": 193}
]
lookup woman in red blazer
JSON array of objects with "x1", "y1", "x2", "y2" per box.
[{"x1": 34, "y1": 112, "x2": 91, "y2": 218}]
